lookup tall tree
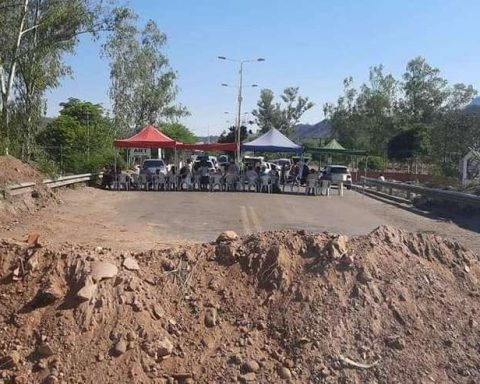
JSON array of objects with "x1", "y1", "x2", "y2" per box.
[
  {"x1": 401, "y1": 57, "x2": 448, "y2": 124},
  {"x1": 325, "y1": 57, "x2": 477, "y2": 168},
  {"x1": 218, "y1": 125, "x2": 250, "y2": 143},
  {"x1": 280, "y1": 87, "x2": 315, "y2": 136},
  {"x1": 103, "y1": 11, "x2": 188, "y2": 135},
  {"x1": 37, "y1": 98, "x2": 115, "y2": 173},
  {"x1": 252, "y1": 87, "x2": 313, "y2": 136},
  {"x1": 387, "y1": 124, "x2": 430, "y2": 162},
  {"x1": 0, "y1": 0, "x2": 123, "y2": 155},
  {"x1": 251, "y1": 89, "x2": 282, "y2": 134}
]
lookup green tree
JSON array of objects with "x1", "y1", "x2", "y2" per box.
[
  {"x1": 387, "y1": 124, "x2": 430, "y2": 164},
  {"x1": 0, "y1": 0, "x2": 120, "y2": 155},
  {"x1": 432, "y1": 108, "x2": 480, "y2": 175},
  {"x1": 160, "y1": 123, "x2": 196, "y2": 144},
  {"x1": 401, "y1": 57, "x2": 449, "y2": 124},
  {"x1": 218, "y1": 125, "x2": 250, "y2": 143},
  {"x1": 103, "y1": 11, "x2": 188, "y2": 135},
  {"x1": 251, "y1": 89, "x2": 283, "y2": 133},
  {"x1": 324, "y1": 67, "x2": 399, "y2": 154},
  {"x1": 325, "y1": 57, "x2": 477, "y2": 177},
  {"x1": 252, "y1": 87, "x2": 313, "y2": 136},
  {"x1": 38, "y1": 98, "x2": 115, "y2": 173}
]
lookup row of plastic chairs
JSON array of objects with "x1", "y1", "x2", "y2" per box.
[
  {"x1": 112, "y1": 173, "x2": 339, "y2": 195},
  {"x1": 112, "y1": 173, "x2": 282, "y2": 193}
]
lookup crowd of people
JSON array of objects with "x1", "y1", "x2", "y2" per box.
[{"x1": 101, "y1": 157, "x2": 334, "y2": 194}]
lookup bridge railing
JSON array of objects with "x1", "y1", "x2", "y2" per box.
[
  {"x1": 359, "y1": 177, "x2": 480, "y2": 207},
  {"x1": 1, "y1": 173, "x2": 100, "y2": 198}
]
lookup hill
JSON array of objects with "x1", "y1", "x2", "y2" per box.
[
  {"x1": 293, "y1": 119, "x2": 332, "y2": 140},
  {"x1": 470, "y1": 96, "x2": 480, "y2": 106}
]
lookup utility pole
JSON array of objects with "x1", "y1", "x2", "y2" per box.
[{"x1": 218, "y1": 56, "x2": 265, "y2": 164}]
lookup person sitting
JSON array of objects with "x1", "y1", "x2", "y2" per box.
[
  {"x1": 270, "y1": 168, "x2": 281, "y2": 193},
  {"x1": 259, "y1": 165, "x2": 268, "y2": 177},
  {"x1": 101, "y1": 165, "x2": 113, "y2": 189},
  {"x1": 245, "y1": 166, "x2": 258, "y2": 180},
  {"x1": 227, "y1": 160, "x2": 239, "y2": 176},
  {"x1": 199, "y1": 161, "x2": 210, "y2": 191},
  {"x1": 245, "y1": 166, "x2": 258, "y2": 192},
  {"x1": 167, "y1": 166, "x2": 178, "y2": 190},
  {"x1": 305, "y1": 169, "x2": 318, "y2": 195}
]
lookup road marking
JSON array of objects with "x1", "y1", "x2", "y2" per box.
[
  {"x1": 248, "y1": 206, "x2": 262, "y2": 232},
  {"x1": 240, "y1": 206, "x2": 252, "y2": 234}
]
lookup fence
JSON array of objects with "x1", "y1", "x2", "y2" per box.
[
  {"x1": 351, "y1": 171, "x2": 434, "y2": 183},
  {"x1": 1, "y1": 173, "x2": 99, "y2": 198},
  {"x1": 357, "y1": 177, "x2": 480, "y2": 207}
]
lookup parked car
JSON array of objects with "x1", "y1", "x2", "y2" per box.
[
  {"x1": 141, "y1": 159, "x2": 167, "y2": 176},
  {"x1": 196, "y1": 155, "x2": 218, "y2": 169},
  {"x1": 273, "y1": 158, "x2": 292, "y2": 170},
  {"x1": 322, "y1": 165, "x2": 352, "y2": 188},
  {"x1": 193, "y1": 160, "x2": 216, "y2": 173}
]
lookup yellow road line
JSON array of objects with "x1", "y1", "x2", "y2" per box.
[
  {"x1": 240, "y1": 205, "x2": 252, "y2": 234},
  {"x1": 248, "y1": 206, "x2": 262, "y2": 233}
]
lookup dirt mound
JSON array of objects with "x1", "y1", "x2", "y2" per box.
[
  {"x1": 0, "y1": 156, "x2": 47, "y2": 187},
  {"x1": 0, "y1": 227, "x2": 478, "y2": 383},
  {"x1": 0, "y1": 156, "x2": 56, "y2": 227}
]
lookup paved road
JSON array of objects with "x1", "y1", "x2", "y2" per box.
[{"x1": 2, "y1": 187, "x2": 479, "y2": 252}]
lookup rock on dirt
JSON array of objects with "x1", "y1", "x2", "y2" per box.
[
  {"x1": 278, "y1": 366, "x2": 292, "y2": 379},
  {"x1": 90, "y1": 261, "x2": 118, "y2": 282},
  {"x1": 0, "y1": 351, "x2": 21, "y2": 369},
  {"x1": 76, "y1": 277, "x2": 96, "y2": 301},
  {"x1": 157, "y1": 337, "x2": 174, "y2": 358},
  {"x1": 122, "y1": 257, "x2": 140, "y2": 271},
  {"x1": 204, "y1": 308, "x2": 217, "y2": 327},
  {"x1": 239, "y1": 372, "x2": 256, "y2": 382},
  {"x1": 243, "y1": 360, "x2": 260, "y2": 373},
  {"x1": 36, "y1": 343, "x2": 54, "y2": 358},
  {"x1": 216, "y1": 230, "x2": 238, "y2": 242},
  {"x1": 113, "y1": 340, "x2": 127, "y2": 356}
]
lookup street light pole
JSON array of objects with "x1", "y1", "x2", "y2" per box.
[
  {"x1": 236, "y1": 62, "x2": 244, "y2": 163},
  {"x1": 218, "y1": 56, "x2": 264, "y2": 164}
]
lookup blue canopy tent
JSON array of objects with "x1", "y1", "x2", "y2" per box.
[{"x1": 242, "y1": 128, "x2": 303, "y2": 153}]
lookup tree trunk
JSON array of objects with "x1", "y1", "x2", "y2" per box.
[{"x1": 1, "y1": 0, "x2": 30, "y2": 154}]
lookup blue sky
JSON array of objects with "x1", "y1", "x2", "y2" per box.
[{"x1": 46, "y1": 0, "x2": 480, "y2": 137}]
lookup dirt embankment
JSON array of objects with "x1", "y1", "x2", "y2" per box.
[
  {"x1": 0, "y1": 156, "x2": 57, "y2": 227},
  {"x1": 0, "y1": 226, "x2": 478, "y2": 383}
]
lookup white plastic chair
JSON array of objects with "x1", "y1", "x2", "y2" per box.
[
  {"x1": 305, "y1": 178, "x2": 318, "y2": 195},
  {"x1": 138, "y1": 174, "x2": 149, "y2": 191},
  {"x1": 320, "y1": 180, "x2": 330, "y2": 196},
  {"x1": 182, "y1": 173, "x2": 194, "y2": 191},
  {"x1": 225, "y1": 174, "x2": 237, "y2": 192},
  {"x1": 210, "y1": 174, "x2": 223, "y2": 192},
  {"x1": 259, "y1": 175, "x2": 272, "y2": 193},
  {"x1": 155, "y1": 174, "x2": 166, "y2": 191},
  {"x1": 193, "y1": 174, "x2": 201, "y2": 190},
  {"x1": 117, "y1": 173, "x2": 129, "y2": 191},
  {"x1": 290, "y1": 176, "x2": 300, "y2": 193},
  {"x1": 167, "y1": 174, "x2": 178, "y2": 191},
  {"x1": 130, "y1": 174, "x2": 139, "y2": 190},
  {"x1": 246, "y1": 176, "x2": 258, "y2": 192}
]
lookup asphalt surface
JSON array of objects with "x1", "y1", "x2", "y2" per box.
[{"x1": 3, "y1": 187, "x2": 479, "y2": 252}]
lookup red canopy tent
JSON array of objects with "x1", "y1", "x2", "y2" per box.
[
  {"x1": 175, "y1": 142, "x2": 236, "y2": 152},
  {"x1": 113, "y1": 124, "x2": 178, "y2": 148}
]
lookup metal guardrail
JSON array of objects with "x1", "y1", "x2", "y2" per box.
[
  {"x1": 1, "y1": 173, "x2": 99, "y2": 198},
  {"x1": 360, "y1": 177, "x2": 480, "y2": 207}
]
